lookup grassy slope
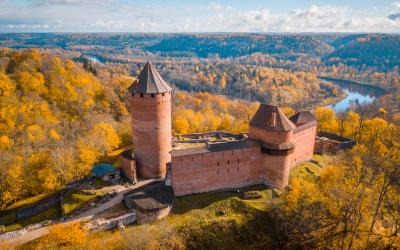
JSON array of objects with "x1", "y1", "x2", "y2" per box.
[{"x1": 83, "y1": 185, "x2": 278, "y2": 250}]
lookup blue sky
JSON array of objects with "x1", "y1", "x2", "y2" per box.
[{"x1": 0, "y1": 0, "x2": 400, "y2": 32}]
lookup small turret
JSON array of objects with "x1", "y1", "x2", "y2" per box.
[{"x1": 248, "y1": 104, "x2": 296, "y2": 187}]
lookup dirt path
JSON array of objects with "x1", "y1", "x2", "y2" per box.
[{"x1": 5, "y1": 179, "x2": 157, "y2": 248}]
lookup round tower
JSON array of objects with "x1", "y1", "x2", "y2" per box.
[
  {"x1": 248, "y1": 104, "x2": 296, "y2": 187},
  {"x1": 128, "y1": 61, "x2": 172, "y2": 179}
]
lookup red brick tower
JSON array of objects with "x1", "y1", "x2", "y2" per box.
[
  {"x1": 248, "y1": 104, "x2": 296, "y2": 187},
  {"x1": 128, "y1": 61, "x2": 172, "y2": 179}
]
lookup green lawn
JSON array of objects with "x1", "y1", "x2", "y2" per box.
[
  {"x1": 63, "y1": 189, "x2": 106, "y2": 215},
  {"x1": 0, "y1": 206, "x2": 60, "y2": 232},
  {"x1": 5, "y1": 194, "x2": 48, "y2": 210},
  {"x1": 290, "y1": 154, "x2": 341, "y2": 182},
  {"x1": 0, "y1": 193, "x2": 61, "y2": 232},
  {"x1": 290, "y1": 161, "x2": 322, "y2": 181}
]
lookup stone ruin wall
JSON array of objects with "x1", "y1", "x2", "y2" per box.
[
  {"x1": 171, "y1": 146, "x2": 264, "y2": 196},
  {"x1": 135, "y1": 205, "x2": 172, "y2": 224}
]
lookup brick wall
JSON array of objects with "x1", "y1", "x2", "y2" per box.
[
  {"x1": 129, "y1": 92, "x2": 172, "y2": 179},
  {"x1": 291, "y1": 125, "x2": 317, "y2": 168},
  {"x1": 263, "y1": 154, "x2": 291, "y2": 187},
  {"x1": 171, "y1": 146, "x2": 264, "y2": 196},
  {"x1": 119, "y1": 153, "x2": 137, "y2": 182}
]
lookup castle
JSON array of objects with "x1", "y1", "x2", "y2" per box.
[{"x1": 120, "y1": 62, "x2": 317, "y2": 196}]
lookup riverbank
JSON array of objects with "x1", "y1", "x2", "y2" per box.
[
  {"x1": 319, "y1": 76, "x2": 386, "y2": 112},
  {"x1": 318, "y1": 76, "x2": 387, "y2": 94}
]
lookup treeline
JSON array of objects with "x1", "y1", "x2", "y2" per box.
[{"x1": 146, "y1": 34, "x2": 333, "y2": 58}]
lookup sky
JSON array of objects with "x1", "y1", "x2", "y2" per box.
[{"x1": 0, "y1": 0, "x2": 400, "y2": 33}]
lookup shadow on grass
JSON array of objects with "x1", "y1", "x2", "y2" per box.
[{"x1": 171, "y1": 184, "x2": 270, "y2": 215}]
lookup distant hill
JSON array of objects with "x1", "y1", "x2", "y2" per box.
[
  {"x1": 1, "y1": 33, "x2": 400, "y2": 70},
  {"x1": 146, "y1": 34, "x2": 334, "y2": 58},
  {"x1": 323, "y1": 34, "x2": 400, "y2": 70},
  {"x1": 327, "y1": 34, "x2": 366, "y2": 49}
]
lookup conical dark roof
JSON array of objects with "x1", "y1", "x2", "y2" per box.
[
  {"x1": 250, "y1": 104, "x2": 296, "y2": 132},
  {"x1": 290, "y1": 111, "x2": 316, "y2": 126},
  {"x1": 128, "y1": 61, "x2": 172, "y2": 94}
]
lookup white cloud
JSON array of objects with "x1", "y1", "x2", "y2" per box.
[
  {"x1": 31, "y1": 0, "x2": 116, "y2": 6},
  {"x1": 389, "y1": 2, "x2": 400, "y2": 20},
  {"x1": 0, "y1": 2, "x2": 399, "y2": 32},
  {"x1": 208, "y1": 2, "x2": 222, "y2": 11},
  {"x1": 208, "y1": 2, "x2": 233, "y2": 12},
  {"x1": 392, "y1": 2, "x2": 400, "y2": 9}
]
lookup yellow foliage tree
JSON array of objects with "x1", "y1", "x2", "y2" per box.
[
  {"x1": 91, "y1": 122, "x2": 121, "y2": 153},
  {"x1": 35, "y1": 223, "x2": 88, "y2": 250},
  {"x1": 0, "y1": 135, "x2": 14, "y2": 150},
  {"x1": 173, "y1": 116, "x2": 190, "y2": 134},
  {"x1": 27, "y1": 124, "x2": 45, "y2": 142},
  {"x1": 315, "y1": 107, "x2": 338, "y2": 133},
  {"x1": 0, "y1": 73, "x2": 15, "y2": 97}
]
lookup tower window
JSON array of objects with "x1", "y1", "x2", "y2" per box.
[
  {"x1": 132, "y1": 93, "x2": 134, "y2": 97},
  {"x1": 227, "y1": 160, "x2": 230, "y2": 165},
  {"x1": 237, "y1": 159, "x2": 240, "y2": 163},
  {"x1": 217, "y1": 161, "x2": 219, "y2": 166},
  {"x1": 151, "y1": 94, "x2": 155, "y2": 97},
  {"x1": 162, "y1": 93, "x2": 165, "y2": 96},
  {"x1": 140, "y1": 93, "x2": 144, "y2": 98}
]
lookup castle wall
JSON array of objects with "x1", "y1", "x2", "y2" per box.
[
  {"x1": 263, "y1": 154, "x2": 291, "y2": 187},
  {"x1": 291, "y1": 125, "x2": 317, "y2": 168},
  {"x1": 171, "y1": 146, "x2": 264, "y2": 196},
  {"x1": 119, "y1": 154, "x2": 137, "y2": 182},
  {"x1": 130, "y1": 92, "x2": 172, "y2": 179}
]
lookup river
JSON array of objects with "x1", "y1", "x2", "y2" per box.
[{"x1": 320, "y1": 78, "x2": 386, "y2": 113}]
